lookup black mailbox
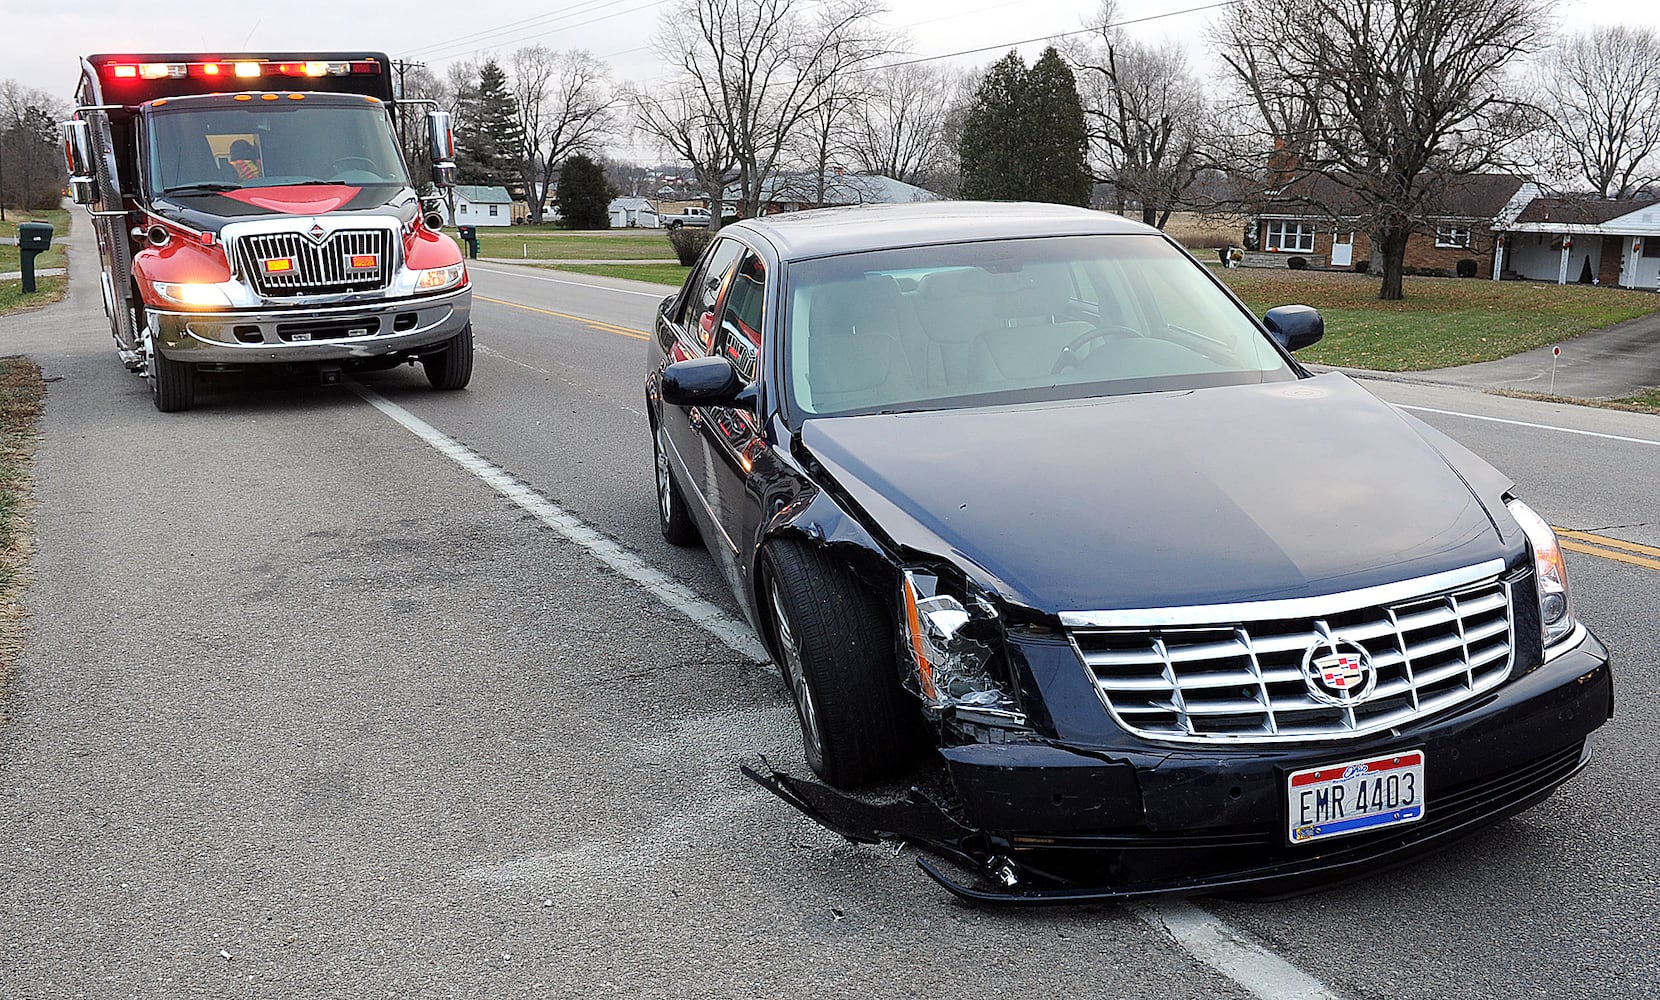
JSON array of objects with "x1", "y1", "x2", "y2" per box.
[
  {"x1": 14, "y1": 221, "x2": 55, "y2": 294},
  {"x1": 457, "y1": 224, "x2": 479, "y2": 259},
  {"x1": 16, "y1": 222, "x2": 53, "y2": 252}
]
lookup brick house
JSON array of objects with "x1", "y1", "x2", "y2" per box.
[
  {"x1": 1253, "y1": 173, "x2": 1538, "y2": 277},
  {"x1": 1497, "y1": 197, "x2": 1660, "y2": 288}
]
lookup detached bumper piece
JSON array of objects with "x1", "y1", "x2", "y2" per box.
[{"x1": 744, "y1": 737, "x2": 1593, "y2": 905}]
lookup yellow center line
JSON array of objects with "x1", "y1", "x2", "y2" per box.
[
  {"x1": 1553, "y1": 527, "x2": 1660, "y2": 559},
  {"x1": 475, "y1": 294, "x2": 650, "y2": 341},
  {"x1": 1559, "y1": 538, "x2": 1660, "y2": 572}
]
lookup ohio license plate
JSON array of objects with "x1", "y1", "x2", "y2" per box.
[{"x1": 1288, "y1": 750, "x2": 1425, "y2": 844}]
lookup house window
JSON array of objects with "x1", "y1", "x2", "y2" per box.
[
  {"x1": 1642, "y1": 240, "x2": 1660, "y2": 259},
  {"x1": 1435, "y1": 225, "x2": 1471, "y2": 248},
  {"x1": 488, "y1": 205, "x2": 499, "y2": 217},
  {"x1": 1263, "y1": 220, "x2": 1314, "y2": 252}
]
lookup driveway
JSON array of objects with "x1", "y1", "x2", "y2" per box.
[{"x1": 1406, "y1": 308, "x2": 1660, "y2": 399}]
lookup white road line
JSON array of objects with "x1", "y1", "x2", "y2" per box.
[
  {"x1": 471, "y1": 264, "x2": 671, "y2": 299},
  {"x1": 1396, "y1": 404, "x2": 1660, "y2": 447},
  {"x1": 1131, "y1": 900, "x2": 1345, "y2": 1000},
  {"x1": 348, "y1": 381, "x2": 768, "y2": 663},
  {"x1": 354, "y1": 380, "x2": 1347, "y2": 1000}
]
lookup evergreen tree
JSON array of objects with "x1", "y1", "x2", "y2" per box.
[
  {"x1": 454, "y1": 60, "x2": 523, "y2": 187},
  {"x1": 958, "y1": 48, "x2": 1092, "y2": 207},
  {"x1": 556, "y1": 154, "x2": 614, "y2": 229}
]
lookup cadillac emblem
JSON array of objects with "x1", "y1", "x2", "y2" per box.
[{"x1": 1301, "y1": 638, "x2": 1377, "y2": 705}]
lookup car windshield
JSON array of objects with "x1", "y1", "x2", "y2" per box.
[
  {"x1": 147, "y1": 101, "x2": 411, "y2": 194},
  {"x1": 783, "y1": 235, "x2": 1296, "y2": 420}
]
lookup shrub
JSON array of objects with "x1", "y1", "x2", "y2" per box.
[
  {"x1": 1456, "y1": 258, "x2": 1478, "y2": 278},
  {"x1": 1402, "y1": 265, "x2": 1453, "y2": 278},
  {"x1": 1352, "y1": 259, "x2": 1371, "y2": 274},
  {"x1": 667, "y1": 228, "x2": 712, "y2": 266},
  {"x1": 1287, "y1": 256, "x2": 1309, "y2": 270}
]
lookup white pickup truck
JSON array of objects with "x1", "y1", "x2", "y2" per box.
[{"x1": 661, "y1": 205, "x2": 738, "y2": 229}]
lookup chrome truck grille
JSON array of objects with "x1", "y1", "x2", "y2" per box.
[
  {"x1": 1065, "y1": 563, "x2": 1515, "y2": 744},
  {"x1": 234, "y1": 229, "x2": 394, "y2": 296}
]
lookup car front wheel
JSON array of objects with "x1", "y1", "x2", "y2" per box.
[
  {"x1": 762, "y1": 541, "x2": 917, "y2": 789},
  {"x1": 654, "y1": 422, "x2": 699, "y2": 546}
]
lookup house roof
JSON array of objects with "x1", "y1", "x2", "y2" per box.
[
  {"x1": 1514, "y1": 196, "x2": 1660, "y2": 226},
  {"x1": 724, "y1": 173, "x2": 941, "y2": 206},
  {"x1": 609, "y1": 197, "x2": 656, "y2": 211},
  {"x1": 454, "y1": 185, "x2": 512, "y2": 204},
  {"x1": 1264, "y1": 172, "x2": 1525, "y2": 221}
]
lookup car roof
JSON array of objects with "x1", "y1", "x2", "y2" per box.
[{"x1": 725, "y1": 201, "x2": 1162, "y2": 262}]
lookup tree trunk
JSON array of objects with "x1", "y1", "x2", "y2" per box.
[
  {"x1": 1141, "y1": 204, "x2": 1158, "y2": 227},
  {"x1": 1377, "y1": 228, "x2": 1410, "y2": 301}
]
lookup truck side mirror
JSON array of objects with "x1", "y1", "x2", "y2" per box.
[
  {"x1": 62, "y1": 119, "x2": 98, "y2": 205},
  {"x1": 427, "y1": 110, "x2": 456, "y2": 188}
]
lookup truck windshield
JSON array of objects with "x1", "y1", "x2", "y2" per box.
[{"x1": 147, "y1": 101, "x2": 411, "y2": 194}]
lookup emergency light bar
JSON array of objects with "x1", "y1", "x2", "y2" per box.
[{"x1": 103, "y1": 59, "x2": 380, "y2": 82}]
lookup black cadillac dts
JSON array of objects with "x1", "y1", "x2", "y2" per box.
[{"x1": 643, "y1": 202, "x2": 1613, "y2": 902}]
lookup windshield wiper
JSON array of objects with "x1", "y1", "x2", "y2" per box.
[{"x1": 162, "y1": 182, "x2": 242, "y2": 195}]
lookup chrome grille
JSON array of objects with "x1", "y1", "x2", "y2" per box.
[
  {"x1": 235, "y1": 229, "x2": 394, "y2": 296},
  {"x1": 1070, "y1": 573, "x2": 1514, "y2": 744}
]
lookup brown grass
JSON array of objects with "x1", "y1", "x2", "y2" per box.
[{"x1": 0, "y1": 358, "x2": 45, "y2": 728}]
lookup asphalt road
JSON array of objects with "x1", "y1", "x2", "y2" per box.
[{"x1": 1, "y1": 238, "x2": 1656, "y2": 999}]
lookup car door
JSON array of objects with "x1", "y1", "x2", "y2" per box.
[
  {"x1": 657, "y1": 236, "x2": 744, "y2": 543},
  {"x1": 696, "y1": 250, "x2": 770, "y2": 591}
]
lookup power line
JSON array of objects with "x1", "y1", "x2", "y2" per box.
[
  {"x1": 408, "y1": 0, "x2": 670, "y2": 64},
  {"x1": 402, "y1": 0, "x2": 629, "y2": 58}
]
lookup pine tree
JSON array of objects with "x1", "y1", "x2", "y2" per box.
[
  {"x1": 556, "y1": 154, "x2": 614, "y2": 229},
  {"x1": 454, "y1": 60, "x2": 523, "y2": 187},
  {"x1": 958, "y1": 48, "x2": 1092, "y2": 207}
]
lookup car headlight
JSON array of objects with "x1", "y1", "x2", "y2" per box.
[
  {"x1": 416, "y1": 262, "x2": 466, "y2": 291},
  {"x1": 901, "y1": 569, "x2": 1025, "y2": 725},
  {"x1": 151, "y1": 281, "x2": 233, "y2": 309},
  {"x1": 1506, "y1": 498, "x2": 1575, "y2": 647}
]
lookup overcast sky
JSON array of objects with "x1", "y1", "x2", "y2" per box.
[{"x1": 7, "y1": 0, "x2": 1649, "y2": 159}]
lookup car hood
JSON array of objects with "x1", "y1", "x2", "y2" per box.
[{"x1": 800, "y1": 374, "x2": 1514, "y2": 615}]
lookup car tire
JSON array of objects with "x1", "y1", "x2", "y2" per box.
[
  {"x1": 423, "y1": 323, "x2": 474, "y2": 390},
  {"x1": 762, "y1": 541, "x2": 917, "y2": 789},
  {"x1": 668, "y1": 220, "x2": 683, "y2": 230},
  {"x1": 151, "y1": 347, "x2": 196, "y2": 413},
  {"x1": 654, "y1": 421, "x2": 699, "y2": 546}
]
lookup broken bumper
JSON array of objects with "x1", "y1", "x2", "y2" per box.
[
  {"x1": 749, "y1": 626, "x2": 1612, "y2": 904},
  {"x1": 149, "y1": 287, "x2": 470, "y2": 364}
]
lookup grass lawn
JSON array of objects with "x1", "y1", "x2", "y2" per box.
[
  {"x1": 0, "y1": 357, "x2": 45, "y2": 725},
  {"x1": 1, "y1": 208, "x2": 71, "y2": 315},
  {"x1": 1216, "y1": 268, "x2": 1660, "y2": 372},
  {"x1": 544, "y1": 262, "x2": 691, "y2": 286},
  {"x1": 472, "y1": 226, "x2": 676, "y2": 261}
]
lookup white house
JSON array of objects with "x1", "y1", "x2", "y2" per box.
[
  {"x1": 1499, "y1": 196, "x2": 1660, "y2": 287},
  {"x1": 608, "y1": 197, "x2": 659, "y2": 228},
  {"x1": 452, "y1": 185, "x2": 513, "y2": 227}
]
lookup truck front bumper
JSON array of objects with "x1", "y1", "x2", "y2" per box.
[{"x1": 149, "y1": 287, "x2": 470, "y2": 365}]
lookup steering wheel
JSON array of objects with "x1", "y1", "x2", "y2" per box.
[
  {"x1": 328, "y1": 156, "x2": 378, "y2": 176},
  {"x1": 1052, "y1": 324, "x2": 1141, "y2": 374}
]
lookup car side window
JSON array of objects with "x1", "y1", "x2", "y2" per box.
[
  {"x1": 677, "y1": 237, "x2": 744, "y2": 353},
  {"x1": 715, "y1": 253, "x2": 766, "y2": 382}
]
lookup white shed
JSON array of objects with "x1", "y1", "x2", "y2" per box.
[
  {"x1": 608, "y1": 197, "x2": 659, "y2": 228},
  {"x1": 453, "y1": 185, "x2": 514, "y2": 227}
]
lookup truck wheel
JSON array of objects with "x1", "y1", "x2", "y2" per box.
[
  {"x1": 761, "y1": 541, "x2": 918, "y2": 789},
  {"x1": 668, "y1": 220, "x2": 683, "y2": 231},
  {"x1": 423, "y1": 323, "x2": 474, "y2": 390},
  {"x1": 654, "y1": 422, "x2": 699, "y2": 546},
  {"x1": 151, "y1": 349, "x2": 196, "y2": 413}
]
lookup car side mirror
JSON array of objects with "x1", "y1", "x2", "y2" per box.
[
  {"x1": 1263, "y1": 304, "x2": 1324, "y2": 352},
  {"x1": 62, "y1": 119, "x2": 97, "y2": 205},
  {"x1": 427, "y1": 110, "x2": 456, "y2": 188},
  {"x1": 662, "y1": 356, "x2": 754, "y2": 408}
]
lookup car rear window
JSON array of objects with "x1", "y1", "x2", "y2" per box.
[{"x1": 783, "y1": 234, "x2": 1294, "y2": 420}]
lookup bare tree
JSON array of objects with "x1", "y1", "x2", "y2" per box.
[
  {"x1": 850, "y1": 63, "x2": 961, "y2": 188},
  {"x1": 1070, "y1": 3, "x2": 1210, "y2": 228},
  {"x1": 1, "y1": 80, "x2": 68, "y2": 211},
  {"x1": 1541, "y1": 27, "x2": 1660, "y2": 199},
  {"x1": 1215, "y1": 0, "x2": 1545, "y2": 299},
  {"x1": 634, "y1": 80, "x2": 740, "y2": 221},
  {"x1": 511, "y1": 46, "x2": 618, "y2": 225},
  {"x1": 653, "y1": 0, "x2": 888, "y2": 228},
  {"x1": 393, "y1": 64, "x2": 450, "y2": 190}
]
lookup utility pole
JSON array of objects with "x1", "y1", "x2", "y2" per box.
[{"x1": 390, "y1": 58, "x2": 428, "y2": 165}]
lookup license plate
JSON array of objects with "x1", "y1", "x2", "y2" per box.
[{"x1": 1288, "y1": 750, "x2": 1425, "y2": 844}]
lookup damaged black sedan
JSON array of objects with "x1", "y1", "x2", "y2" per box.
[{"x1": 644, "y1": 202, "x2": 1613, "y2": 902}]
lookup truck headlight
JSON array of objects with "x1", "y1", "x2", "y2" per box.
[
  {"x1": 416, "y1": 262, "x2": 466, "y2": 291},
  {"x1": 151, "y1": 281, "x2": 232, "y2": 309},
  {"x1": 1506, "y1": 498, "x2": 1575, "y2": 647},
  {"x1": 901, "y1": 569, "x2": 1024, "y2": 724}
]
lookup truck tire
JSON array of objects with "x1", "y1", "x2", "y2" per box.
[
  {"x1": 667, "y1": 220, "x2": 683, "y2": 230},
  {"x1": 151, "y1": 349, "x2": 196, "y2": 413},
  {"x1": 761, "y1": 541, "x2": 919, "y2": 789},
  {"x1": 423, "y1": 323, "x2": 474, "y2": 390}
]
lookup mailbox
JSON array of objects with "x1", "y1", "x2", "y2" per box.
[
  {"x1": 16, "y1": 222, "x2": 54, "y2": 252},
  {"x1": 457, "y1": 224, "x2": 479, "y2": 259}
]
